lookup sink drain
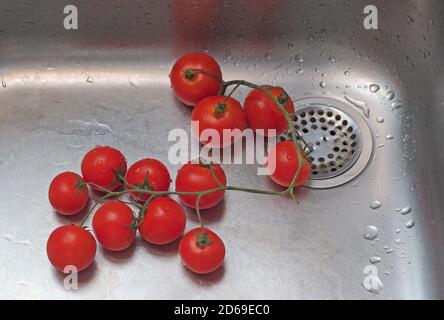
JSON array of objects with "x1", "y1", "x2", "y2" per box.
[{"x1": 279, "y1": 97, "x2": 373, "y2": 188}]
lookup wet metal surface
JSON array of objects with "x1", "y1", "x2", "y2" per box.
[{"x1": 1, "y1": 0, "x2": 444, "y2": 299}]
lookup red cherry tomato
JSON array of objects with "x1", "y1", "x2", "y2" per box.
[
  {"x1": 267, "y1": 140, "x2": 311, "y2": 187},
  {"x1": 46, "y1": 225, "x2": 97, "y2": 272},
  {"x1": 175, "y1": 162, "x2": 226, "y2": 209},
  {"x1": 81, "y1": 146, "x2": 127, "y2": 192},
  {"x1": 170, "y1": 52, "x2": 222, "y2": 106},
  {"x1": 191, "y1": 96, "x2": 247, "y2": 147},
  {"x1": 48, "y1": 172, "x2": 89, "y2": 215},
  {"x1": 138, "y1": 197, "x2": 186, "y2": 245},
  {"x1": 244, "y1": 86, "x2": 295, "y2": 136},
  {"x1": 92, "y1": 201, "x2": 135, "y2": 251},
  {"x1": 179, "y1": 227, "x2": 225, "y2": 274},
  {"x1": 125, "y1": 158, "x2": 171, "y2": 202}
]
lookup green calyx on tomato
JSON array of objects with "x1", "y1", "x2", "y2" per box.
[
  {"x1": 184, "y1": 69, "x2": 195, "y2": 80},
  {"x1": 214, "y1": 102, "x2": 228, "y2": 117},
  {"x1": 194, "y1": 229, "x2": 213, "y2": 248},
  {"x1": 277, "y1": 93, "x2": 288, "y2": 106},
  {"x1": 73, "y1": 175, "x2": 87, "y2": 193},
  {"x1": 132, "y1": 173, "x2": 154, "y2": 192}
]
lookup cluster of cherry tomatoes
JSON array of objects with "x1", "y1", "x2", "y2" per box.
[
  {"x1": 46, "y1": 52, "x2": 312, "y2": 279},
  {"x1": 47, "y1": 147, "x2": 226, "y2": 274},
  {"x1": 170, "y1": 52, "x2": 312, "y2": 186}
]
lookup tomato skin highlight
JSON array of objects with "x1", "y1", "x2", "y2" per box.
[
  {"x1": 267, "y1": 141, "x2": 312, "y2": 187},
  {"x1": 92, "y1": 201, "x2": 135, "y2": 251},
  {"x1": 48, "y1": 172, "x2": 89, "y2": 215},
  {"x1": 125, "y1": 158, "x2": 171, "y2": 202},
  {"x1": 244, "y1": 86, "x2": 295, "y2": 136},
  {"x1": 179, "y1": 227, "x2": 225, "y2": 274},
  {"x1": 170, "y1": 52, "x2": 222, "y2": 106},
  {"x1": 191, "y1": 96, "x2": 247, "y2": 148},
  {"x1": 175, "y1": 162, "x2": 226, "y2": 209},
  {"x1": 46, "y1": 225, "x2": 97, "y2": 272},
  {"x1": 81, "y1": 146, "x2": 127, "y2": 192},
  {"x1": 138, "y1": 197, "x2": 186, "y2": 245}
]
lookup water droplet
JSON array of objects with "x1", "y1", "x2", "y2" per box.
[
  {"x1": 369, "y1": 84, "x2": 380, "y2": 93},
  {"x1": 385, "y1": 135, "x2": 394, "y2": 140},
  {"x1": 370, "y1": 200, "x2": 382, "y2": 209},
  {"x1": 385, "y1": 90, "x2": 395, "y2": 100},
  {"x1": 287, "y1": 42, "x2": 294, "y2": 50},
  {"x1": 364, "y1": 225, "x2": 379, "y2": 240},
  {"x1": 86, "y1": 75, "x2": 94, "y2": 83},
  {"x1": 1, "y1": 75, "x2": 6, "y2": 88},
  {"x1": 321, "y1": 73, "x2": 327, "y2": 77},
  {"x1": 295, "y1": 54, "x2": 304, "y2": 63},
  {"x1": 400, "y1": 206, "x2": 412, "y2": 215},
  {"x1": 406, "y1": 220, "x2": 415, "y2": 228},
  {"x1": 344, "y1": 70, "x2": 351, "y2": 76},
  {"x1": 377, "y1": 143, "x2": 385, "y2": 148},
  {"x1": 3, "y1": 234, "x2": 13, "y2": 241},
  {"x1": 319, "y1": 81, "x2": 327, "y2": 88},
  {"x1": 376, "y1": 116, "x2": 384, "y2": 123},
  {"x1": 391, "y1": 101, "x2": 403, "y2": 109},
  {"x1": 328, "y1": 55, "x2": 336, "y2": 62},
  {"x1": 369, "y1": 256, "x2": 381, "y2": 264},
  {"x1": 345, "y1": 96, "x2": 370, "y2": 118},
  {"x1": 395, "y1": 229, "x2": 401, "y2": 233}
]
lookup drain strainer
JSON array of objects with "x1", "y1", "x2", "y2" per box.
[{"x1": 279, "y1": 97, "x2": 373, "y2": 188}]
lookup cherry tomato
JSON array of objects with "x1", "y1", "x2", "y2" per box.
[
  {"x1": 92, "y1": 201, "x2": 135, "y2": 251},
  {"x1": 125, "y1": 158, "x2": 171, "y2": 202},
  {"x1": 179, "y1": 227, "x2": 225, "y2": 274},
  {"x1": 48, "y1": 172, "x2": 89, "y2": 215},
  {"x1": 46, "y1": 225, "x2": 97, "y2": 272},
  {"x1": 191, "y1": 96, "x2": 247, "y2": 147},
  {"x1": 81, "y1": 146, "x2": 127, "y2": 192},
  {"x1": 244, "y1": 86, "x2": 295, "y2": 136},
  {"x1": 267, "y1": 140, "x2": 311, "y2": 187},
  {"x1": 170, "y1": 52, "x2": 222, "y2": 106},
  {"x1": 138, "y1": 197, "x2": 186, "y2": 245},
  {"x1": 175, "y1": 161, "x2": 226, "y2": 209}
]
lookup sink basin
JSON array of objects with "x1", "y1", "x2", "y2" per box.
[{"x1": 1, "y1": 0, "x2": 443, "y2": 299}]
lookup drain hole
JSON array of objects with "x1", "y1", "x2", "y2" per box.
[{"x1": 277, "y1": 99, "x2": 371, "y2": 188}]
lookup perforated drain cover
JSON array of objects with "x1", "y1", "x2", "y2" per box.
[{"x1": 279, "y1": 97, "x2": 373, "y2": 189}]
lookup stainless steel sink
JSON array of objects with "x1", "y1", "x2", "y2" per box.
[{"x1": 1, "y1": 0, "x2": 443, "y2": 299}]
